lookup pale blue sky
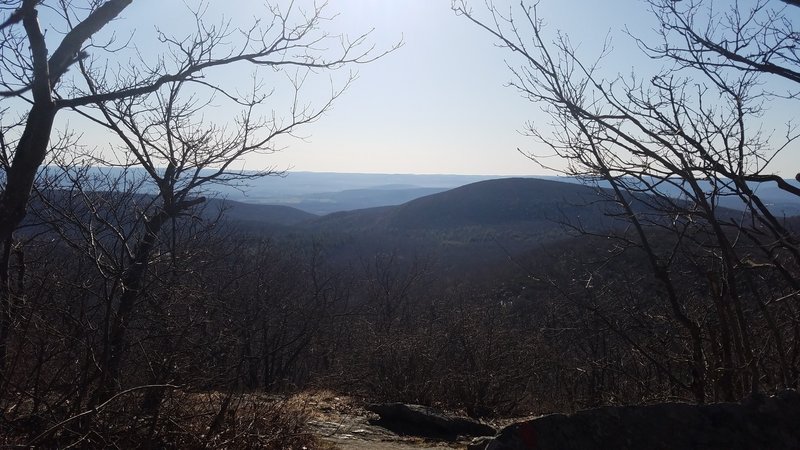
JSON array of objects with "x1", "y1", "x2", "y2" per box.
[{"x1": 51, "y1": 1, "x2": 800, "y2": 176}]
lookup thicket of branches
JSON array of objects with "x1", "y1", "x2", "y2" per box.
[
  {"x1": 453, "y1": 0, "x2": 800, "y2": 403},
  {"x1": 0, "y1": 0, "x2": 396, "y2": 445}
]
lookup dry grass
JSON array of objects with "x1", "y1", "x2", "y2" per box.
[
  {"x1": 290, "y1": 389, "x2": 367, "y2": 420},
  {"x1": 1, "y1": 389, "x2": 333, "y2": 449}
]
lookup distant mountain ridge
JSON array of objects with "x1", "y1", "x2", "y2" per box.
[
  {"x1": 26, "y1": 176, "x2": 798, "y2": 274},
  {"x1": 210, "y1": 173, "x2": 800, "y2": 216},
  {"x1": 268, "y1": 186, "x2": 449, "y2": 215},
  {"x1": 287, "y1": 178, "x2": 626, "y2": 272},
  {"x1": 42, "y1": 168, "x2": 800, "y2": 215},
  {"x1": 309, "y1": 178, "x2": 610, "y2": 232},
  {"x1": 204, "y1": 198, "x2": 317, "y2": 227}
]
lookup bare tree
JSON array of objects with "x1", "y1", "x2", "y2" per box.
[
  {"x1": 82, "y1": 68, "x2": 355, "y2": 402},
  {"x1": 454, "y1": 0, "x2": 800, "y2": 402},
  {"x1": 0, "y1": 0, "x2": 394, "y2": 384},
  {"x1": 645, "y1": 0, "x2": 800, "y2": 105}
]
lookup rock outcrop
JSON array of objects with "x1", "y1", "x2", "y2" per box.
[
  {"x1": 472, "y1": 390, "x2": 800, "y2": 450},
  {"x1": 367, "y1": 403, "x2": 496, "y2": 440}
]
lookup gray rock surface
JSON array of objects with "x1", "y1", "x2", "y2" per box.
[
  {"x1": 477, "y1": 390, "x2": 800, "y2": 450},
  {"x1": 367, "y1": 403, "x2": 496, "y2": 440}
]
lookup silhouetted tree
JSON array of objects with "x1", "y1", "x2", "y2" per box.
[
  {"x1": 454, "y1": 0, "x2": 800, "y2": 403},
  {"x1": 0, "y1": 0, "x2": 394, "y2": 379},
  {"x1": 0, "y1": 1, "x2": 394, "y2": 445}
]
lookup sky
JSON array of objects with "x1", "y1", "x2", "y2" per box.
[
  {"x1": 42, "y1": 1, "x2": 800, "y2": 176},
  {"x1": 250, "y1": 0, "x2": 658, "y2": 175}
]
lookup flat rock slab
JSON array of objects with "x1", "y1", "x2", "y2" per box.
[
  {"x1": 367, "y1": 403, "x2": 496, "y2": 440},
  {"x1": 475, "y1": 390, "x2": 800, "y2": 450}
]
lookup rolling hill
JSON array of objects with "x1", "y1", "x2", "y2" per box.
[
  {"x1": 308, "y1": 177, "x2": 617, "y2": 234},
  {"x1": 205, "y1": 198, "x2": 317, "y2": 227},
  {"x1": 295, "y1": 178, "x2": 624, "y2": 272},
  {"x1": 266, "y1": 186, "x2": 449, "y2": 215}
]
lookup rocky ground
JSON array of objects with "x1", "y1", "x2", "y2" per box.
[
  {"x1": 300, "y1": 390, "x2": 800, "y2": 450},
  {"x1": 299, "y1": 391, "x2": 473, "y2": 450}
]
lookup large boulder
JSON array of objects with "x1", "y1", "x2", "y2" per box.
[
  {"x1": 474, "y1": 390, "x2": 800, "y2": 450},
  {"x1": 367, "y1": 403, "x2": 496, "y2": 440}
]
